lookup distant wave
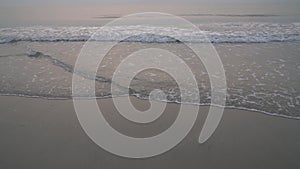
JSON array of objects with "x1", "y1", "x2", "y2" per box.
[
  {"x1": 93, "y1": 14, "x2": 280, "y2": 19},
  {"x1": 179, "y1": 13, "x2": 280, "y2": 17},
  {"x1": 0, "y1": 23, "x2": 300, "y2": 43},
  {"x1": 92, "y1": 15, "x2": 121, "y2": 19}
]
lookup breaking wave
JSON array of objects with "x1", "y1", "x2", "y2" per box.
[{"x1": 0, "y1": 23, "x2": 300, "y2": 43}]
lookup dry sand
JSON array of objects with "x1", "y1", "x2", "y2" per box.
[{"x1": 0, "y1": 96, "x2": 300, "y2": 169}]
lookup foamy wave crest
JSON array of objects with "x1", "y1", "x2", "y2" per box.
[{"x1": 0, "y1": 23, "x2": 300, "y2": 43}]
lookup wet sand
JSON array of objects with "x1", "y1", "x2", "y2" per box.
[{"x1": 0, "y1": 96, "x2": 300, "y2": 169}]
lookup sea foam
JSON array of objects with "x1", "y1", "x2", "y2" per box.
[{"x1": 0, "y1": 23, "x2": 300, "y2": 43}]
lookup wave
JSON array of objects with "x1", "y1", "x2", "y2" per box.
[
  {"x1": 92, "y1": 14, "x2": 280, "y2": 20},
  {"x1": 0, "y1": 48, "x2": 299, "y2": 119},
  {"x1": 1, "y1": 92, "x2": 300, "y2": 120},
  {"x1": 179, "y1": 14, "x2": 280, "y2": 17},
  {"x1": 0, "y1": 23, "x2": 300, "y2": 43}
]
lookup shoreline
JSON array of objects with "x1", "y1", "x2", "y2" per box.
[{"x1": 1, "y1": 94, "x2": 300, "y2": 121}]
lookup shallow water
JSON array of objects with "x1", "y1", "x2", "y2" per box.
[{"x1": 0, "y1": 41, "x2": 299, "y2": 118}]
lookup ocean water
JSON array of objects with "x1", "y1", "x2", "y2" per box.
[
  {"x1": 1, "y1": 23, "x2": 300, "y2": 43},
  {"x1": 0, "y1": 5, "x2": 300, "y2": 119}
]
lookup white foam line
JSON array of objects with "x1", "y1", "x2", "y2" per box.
[{"x1": 1, "y1": 93, "x2": 299, "y2": 120}]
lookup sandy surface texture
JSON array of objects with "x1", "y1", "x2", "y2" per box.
[{"x1": 0, "y1": 96, "x2": 300, "y2": 169}]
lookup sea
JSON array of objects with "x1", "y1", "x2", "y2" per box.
[{"x1": 0, "y1": 3, "x2": 299, "y2": 118}]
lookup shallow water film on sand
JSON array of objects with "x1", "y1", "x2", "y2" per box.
[{"x1": 0, "y1": 40, "x2": 299, "y2": 118}]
